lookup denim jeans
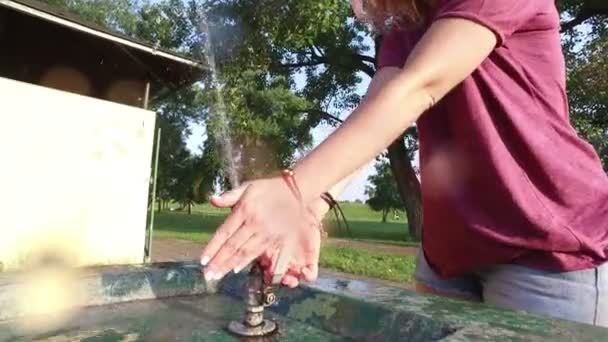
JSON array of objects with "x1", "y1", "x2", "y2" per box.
[{"x1": 415, "y1": 251, "x2": 608, "y2": 326}]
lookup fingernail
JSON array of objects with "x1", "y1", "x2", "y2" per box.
[
  {"x1": 234, "y1": 265, "x2": 244, "y2": 274},
  {"x1": 204, "y1": 271, "x2": 214, "y2": 282},
  {"x1": 201, "y1": 256, "x2": 210, "y2": 266},
  {"x1": 212, "y1": 272, "x2": 223, "y2": 281}
]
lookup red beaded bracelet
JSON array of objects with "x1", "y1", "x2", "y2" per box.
[
  {"x1": 281, "y1": 169, "x2": 302, "y2": 202},
  {"x1": 280, "y1": 169, "x2": 326, "y2": 236}
]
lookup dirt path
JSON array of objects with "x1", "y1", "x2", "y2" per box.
[
  {"x1": 152, "y1": 238, "x2": 418, "y2": 263},
  {"x1": 325, "y1": 238, "x2": 418, "y2": 256},
  {"x1": 152, "y1": 238, "x2": 417, "y2": 290},
  {"x1": 152, "y1": 238, "x2": 204, "y2": 263}
]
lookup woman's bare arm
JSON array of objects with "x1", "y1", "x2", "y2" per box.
[
  {"x1": 312, "y1": 66, "x2": 402, "y2": 213},
  {"x1": 294, "y1": 18, "x2": 497, "y2": 202},
  {"x1": 201, "y1": 18, "x2": 498, "y2": 280}
]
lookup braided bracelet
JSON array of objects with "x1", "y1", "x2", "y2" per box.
[{"x1": 320, "y1": 192, "x2": 337, "y2": 210}]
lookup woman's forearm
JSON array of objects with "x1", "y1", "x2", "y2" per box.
[
  {"x1": 295, "y1": 72, "x2": 430, "y2": 201},
  {"x1": 326, "y1": 168, "x2": 360, "y2": 198},
  {"x1": 319, "y1": 65, "x2": 403, "y2": 200},
  {"x1": 293, "y1": 18, "x2": 497, "y2": 202}
]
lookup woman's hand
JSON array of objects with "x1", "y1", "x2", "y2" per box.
[
  {"x1": 309, "y1": 196, "x2": 332, "y2": 223},
  {"x1": 200, "y1": 177, "x2": 322, "y2": 283},
  {"x1": 257, "y1": 197, "x2": 330, "y2": 288}
]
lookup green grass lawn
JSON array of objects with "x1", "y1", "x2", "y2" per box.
[
  {"x1": 152, "y1": 202, "x2": 419, "y2": 283},
  {"x1": 154, "y1": 202, "x2": 417, "y2": 243},
  {"x1": 320, "y1": 246, "x2": 416, "y2": 283}
]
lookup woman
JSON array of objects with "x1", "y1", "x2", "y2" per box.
[{"x1": 201, "y1": 0, "x2": 608, "y2": 326}]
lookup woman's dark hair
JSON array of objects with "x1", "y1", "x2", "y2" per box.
[{"x1": 352, "y1": 0, "x2": 437, "y2": 31}]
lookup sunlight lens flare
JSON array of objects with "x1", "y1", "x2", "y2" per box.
[{"x1": 11, "y1": 250, "x2": 85, "y2": 335}]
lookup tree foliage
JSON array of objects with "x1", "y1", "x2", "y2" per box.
[
  {"x1": 568, "y1": 36, "x2": 608, "y2": 169},
  {"x1": 365, "y1": 157, "x2": 402, "y2": 223},
  {"x1": 560, "y1": 0, "x2": 608, "y2": 170},
  {"x1": 558, "y1": 0, "x2": 608, "y2": 33},
  {"x1": 204, "y1": 70, "x2": 315, "y2": 182},
  {"x1": 204, "y1": 0, "x2": 374, "y2": 120},
  {"x1": 41, "y1": 0, "x2": 608, "y2": 220}
]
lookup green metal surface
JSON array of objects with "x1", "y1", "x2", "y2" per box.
[
  {"x1": 0, "y1": 295, "x2": 344, "y2": 341},
  {"x1": 1, "y1": 262, "x2": 607, "y2": 341}
]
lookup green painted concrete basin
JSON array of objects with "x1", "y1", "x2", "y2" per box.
[{"x1": 0, "y1": 262, "x2": 607, "y2": 341}]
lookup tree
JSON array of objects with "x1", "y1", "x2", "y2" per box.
[
  {"x1": 154, "y1": 116, "x2": 190, "y2": 211},
  {"x1": 204, "y1": 70, "x2": 316, "y2": 183},
  {"x1": 366, "y1": 157, "x2": 403, "y2": 223},
  {"x1": 169, "y1": 149, "x2": 221, "y2": 214},
  {"x1": 567, "y1": 37, "x2": 608, "y2": 169},
  {"x1": 558, "y1": 0, "x2": 608, "y2": 32},
  {"x1": 204, "y1": 0, "x2": 424, "y2": 238},
  {"x1": 560, "y1": 1, "x2": 608, "y2": 171}
]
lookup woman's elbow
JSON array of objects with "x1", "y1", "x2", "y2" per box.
[{"x1": 400, "y1": 70, "x2": 458, "y2": 113}]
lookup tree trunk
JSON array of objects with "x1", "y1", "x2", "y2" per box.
[
  {"x1": 157, "y1": 199, "x2": 162, "y2": 213},
  {"x1": 382, "y1": 209, "x2": 388, "y2": 223},
  {"x1": 373, "y1": 35, "x2": 423, "y2": 239},
  {"x1": 188, "y1": 203, "x2": 192, "y2": 215},
  {"x1": 387, "y1": 137, "x2": 423, "y2": 240}
]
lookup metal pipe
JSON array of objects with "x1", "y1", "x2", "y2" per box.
[
  {"x1": 146, "y1": 127, "x2": 161, "y2": 263},
  {"x1": 227, "y1": 263, "x2": 278, "y2": 337},
  {"x1": 143, "y1": 82, "x2": 150, "y2": 110}
]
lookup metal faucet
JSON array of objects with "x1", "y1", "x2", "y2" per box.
[
  {"x1": 227, "y1": 262, "x2": 279, "y2": 337},
  {"x1": 227, "y1": 249, "x2": 290, "y2": 337}
]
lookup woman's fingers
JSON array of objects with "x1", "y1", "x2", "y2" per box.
[
  {"x1": 262, "y1": 253, "x2": 302, "y2": 285},
  {"x1": 257, "y1": 252, "x2": 273, "y2": 268},
  {"x1": 301, "y1": 263, "x2": 319, "y2": 282},
  {"x1": 205, "y1": 229, "x2": 269, "y2": 281},
  {"x1": 204, "y1": 226, "x2": 254, "y2": 280},
  {"x1": 209, "y1": 183, "x2": 249, "y2": 208},
  {"x1": 227, "y1": 233, "x2": 270, "y2": 275},
  {"x1": 281, "y1": 275, "x2": 300, "y2": 288},
  {"x1": 278, "y1": 266, "x2": 302, "y2": 288},
  {"x1": 200, "y1": 208, "x2": 245, "y2": 267}
]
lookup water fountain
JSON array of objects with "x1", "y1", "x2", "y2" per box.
[
  {"x1": 226, "y1": 264, "x2": 279, "y2": 337},
  {"x1": 199, "y1": 15, "x2": 288, "y2": 338},
  {"x1": 1, "y1": 3, "x2": 608, "y2": 341}
]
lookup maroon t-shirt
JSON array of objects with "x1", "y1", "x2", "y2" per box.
[{"x1": 378, "y1": 0, "x2": 608, "y2": 278}]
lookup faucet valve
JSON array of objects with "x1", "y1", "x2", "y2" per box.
[{"x1": 227, "y1": 263, "x2": 278, "y2": 337}]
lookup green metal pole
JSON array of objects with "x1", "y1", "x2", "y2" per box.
[{"x1": 146, "y1": 127, "x2": 161, "y2": 263}]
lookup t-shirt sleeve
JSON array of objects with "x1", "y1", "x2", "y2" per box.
[
  {"x1": 432, "y1": 0, "x2": 541, "y2": 46},
  {"x1": 377, "y1": 29, "x2": 410, "y2": 69}
]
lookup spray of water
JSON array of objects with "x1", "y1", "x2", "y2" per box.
[{"x1": 200, "y1": 14, "x2": 240, "y2": 189}]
